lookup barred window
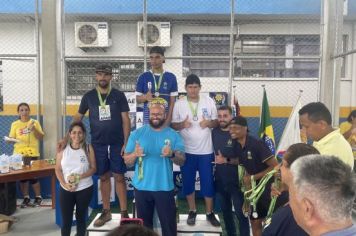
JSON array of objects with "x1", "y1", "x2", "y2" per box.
[
  {"x1": 66, "y1": 61, "x2": 143, "y2": 99},
  {"x1": 183, "y1": 34, "x2": 230, "y2": 77},
  {"x1": 235, "y1": 35, "x2": 320, "y2": 78},
  {"x1": 183, "y1": 34, "x2": 347, "y2": 79}
]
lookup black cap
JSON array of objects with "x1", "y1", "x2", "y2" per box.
[
  {"x1": 149, "y1": 46, "x2": 165, "y2": 56},
  {"x1": 95, "y1": 64, "x2": 112, "y2": 74},
  {"x1": 231, "y1": 116, "x2": 248, "y2": 127},
  {"x1": 185, "y1": 74, "x2": 201, "y2": 86}
]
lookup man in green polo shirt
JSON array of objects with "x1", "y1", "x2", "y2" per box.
[{"x1": 298, "y1": 102, "x2": 353, "y2": 169}]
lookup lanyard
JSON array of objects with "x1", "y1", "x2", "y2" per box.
[
  {"x1": 151, "y1": 71, "x2": 164, "y2": 92},
  {"x1": 187, "y1": 98, "x2": 199, "y2": 118},
  {"x1": 96, "y1": 87, "x2": 111, "y2": 108}
]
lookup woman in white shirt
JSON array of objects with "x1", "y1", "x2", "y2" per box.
[{"x1": 55, "y1": 121, "x2": 96, "y2": 236}]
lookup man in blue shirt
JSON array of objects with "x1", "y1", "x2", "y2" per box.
[
  {"x1": 289, "y1": 155, "x2": 356, "y2": 236},
  {"x1": 136, "y1": 46, "x2": 178, "y2": 126},
  {"x1": 124, "y1": 97, "x2": 185, "y2": 236},
  {"x1": 212, "y1": 106, "x2": 249, "y2": 236}
]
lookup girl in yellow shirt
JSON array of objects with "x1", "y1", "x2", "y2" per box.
[{"x1": 8, "y1": 103, "x2": 45, "y2": 208}]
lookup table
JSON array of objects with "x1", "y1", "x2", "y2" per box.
[
  {"x1": 87, "y1": 214, "x2": 222, "y2": 236},
  {"x1": 0, "y1": 160, "x2": 56, "y2": 209}
]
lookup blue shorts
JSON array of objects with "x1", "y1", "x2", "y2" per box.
[
  {"x1": 92, "y1": 143, "x2": 126, "y2": 176},
  {"x1": 181, "y1": 153, "x2": 215, "y2": 197}
]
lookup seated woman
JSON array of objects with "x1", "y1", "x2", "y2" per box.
[
  {"x1": 55, "y1": 121, "x2": 96, "y2": 236},
  {"x1": 7, "y1": 102, "x2": 44, "y2": 208}
]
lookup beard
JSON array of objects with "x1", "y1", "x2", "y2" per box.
[
  {"x1": 149, "y1": 118, "x2": 165, "y2": 129},
  {"x1": 98, "y1": 80, "x2": 109, "y2": 89},
  {"x1": 219, "y1": 121, "x2": 229, "y2": 129}
]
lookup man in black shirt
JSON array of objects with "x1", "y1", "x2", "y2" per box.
[
  {"x1": 72, "y1": 64, "x2": 131, "y2": 227},
  {"x1": 229, "y1": 116, "x2": 278, "y2": 236},
  {"x1": 212, "y1": 106, "x2": 249, "y2": 236}
]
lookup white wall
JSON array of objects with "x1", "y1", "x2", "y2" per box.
[{"x1": 1, "y1": 20, "x2": 355, "y2": 108}]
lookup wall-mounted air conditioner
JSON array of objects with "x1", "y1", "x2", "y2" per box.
[
  {"x1": 137, "y1": 22, "x2": 171, "y2": 47},
  {"x1": 75, "y1": 22, "x2": 112, "y2": 48}
]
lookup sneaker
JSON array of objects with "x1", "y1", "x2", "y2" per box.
[
  {"x1": 206, "y1": 212, "x2": 221, "y2": 227},
  {"x1": 94, "y1": 209, "x2": 112, "y2": 227},
  {"x1": 33, "y1": 197, "x2": 42, "y2": 207},
  {"x1": 20, "y1": 197, "x2": 31, "y2": 208},
  {"x1": 121, "y1": 210, "x2": 129, "y2": 219},
  {"x1": 187, "y1": 211, "x2": 197, "y2": 226}
]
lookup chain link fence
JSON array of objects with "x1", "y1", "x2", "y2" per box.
[
  {"x1": 0, "y1": 0, "x2": 355, "y2": 152},
  {"x1": 0, "y1": 0, "x2": 40, "y2": 155}
]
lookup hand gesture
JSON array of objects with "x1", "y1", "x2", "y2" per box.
[
  {"x1": 161, "y1": 140, "x2": 172, "y2": 157},
  {"x1": 134, "y1": 141, "x2": 145, "y2": 158},
  {"x1": 243, "y1": 175, "x2": 252, "y2": 189},
  {"x1": 270, "y1": 183, "x2": 282, "y2": 197},
  {"x1": 27, "y1": 120, "x2": 35, "y2": 131},
  {"x1": 199, "y1": 115, "x2": 210, "y2": 129},
  {"x1": 145, "y1": 90, "x2": 153, "y2": 102},
  {"x1": 64, "y1": 183, "x2": 76, "y2": 192},
  {"x1": 215, "y1": 150, "x2": 226, "y2": 164},
  {"x1": 182, "y1": 115, "x2": 192, "y2": 129}
]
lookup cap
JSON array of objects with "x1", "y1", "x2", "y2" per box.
[
  {"x1": 95, "y1": 64, "x2": 112, "y2": 74},
  {"x1": 149, "y1": 46, "x2": 165, "y2": 56},
  {"x1": 231, "y1": 116, "x2": 248, "y2": 127}
]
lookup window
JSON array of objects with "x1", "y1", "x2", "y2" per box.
[
  {"x1": 66, "y1": 61, "x2": 143, "y2": 99},
  {"x1": 182, "y1": 34, "x2": 348, "y2": 79},
  {"x1": 183, "y1": 34, "x2": 230, "y2": 77},
  {"x1": 235, "y1": 35, "x2": 320, "y2": 78}
]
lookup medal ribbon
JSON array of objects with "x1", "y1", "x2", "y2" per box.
[
  {"x1": 187, "y1": 99, "x2": 199, "y2": 119},
  {"x1": 138, "y1": 156, "x2": 143, "y2": 180},
  {"x1": 151, "y1": 72, "x2": 164, "y2": 95},
  {"x1": 96, "y1": 87, "x2": 111, "y2": 108}
]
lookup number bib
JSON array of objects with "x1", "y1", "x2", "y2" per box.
[{"x1": 98, "y1": 105, "x2": 111, "y2": 121}]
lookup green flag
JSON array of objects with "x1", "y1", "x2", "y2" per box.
[{"x1": 259, "y1": 88, "x2": 275, "y2": 154}]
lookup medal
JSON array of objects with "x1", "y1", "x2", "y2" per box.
[
  {"x1": 151, "y1": 71, "x2": 164, "y2": 98},
  {"x1": 187, "y1": 98, "x2": 199, "y2": 122},
  {"x1": 252, "y1": 211, "x2": 258, "y2": 219}
]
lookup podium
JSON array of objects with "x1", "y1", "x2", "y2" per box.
[{"x1": 87, "y1": 214, "x2": 222, "y2": 236}]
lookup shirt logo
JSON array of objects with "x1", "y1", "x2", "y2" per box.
[
  {"x1": 202, "y1": 108, "x2": 209, "y2": 119},
  {"x1": 226, "y1": 139, "x2": 233, "y2": 147},
  {"x1": 163, "y1": 82, "x2": 168, "y2": 90}
]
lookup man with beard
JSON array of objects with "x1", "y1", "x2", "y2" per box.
[
  {"x1": 69, "y1": 64, "x2": 131, "y2": 227},
  {"x1": 124, "y1": 97, "x2": 185, "y2": 236},
  {"x1": 212, "y1": 106, "x2": 250, "y2": 236}
]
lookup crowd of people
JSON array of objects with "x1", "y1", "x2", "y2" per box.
[{"x1": 6, "y1": 45, "x2": 356, "y2": 236}]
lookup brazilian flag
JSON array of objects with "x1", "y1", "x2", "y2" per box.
[{"x1": 258, "y1": 88, "x2": 275, "y2": 155}]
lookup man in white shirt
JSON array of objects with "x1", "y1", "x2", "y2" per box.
[{"x1": 172, "y1": 74, "x2": 220, "y2": 227}]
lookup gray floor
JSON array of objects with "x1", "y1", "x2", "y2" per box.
[{"x1": 4, "y1": 207, "x2": 75, "y2": 236}]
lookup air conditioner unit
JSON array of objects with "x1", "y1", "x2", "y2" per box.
[
  {"x1": 75, "y1": 22, "x2": 112, "y2": 48},
  {"x1": 137, "y1": 22, "x2": 171, "y2": 47}
]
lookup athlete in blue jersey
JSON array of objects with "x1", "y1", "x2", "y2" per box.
[
  {"x1": 124, "y1": 98, "x2": 185, "y2": 236},
  {"x1": 135, "y1": 46, "x2": 178, "y2": 126}
]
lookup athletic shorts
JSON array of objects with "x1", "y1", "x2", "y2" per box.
[
  {"x1": 92, "y1": 143, "x2": 126, "y2": 176},
  {"x1": 181, "y1": 153, "x2": 214, "y2": 197}
]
